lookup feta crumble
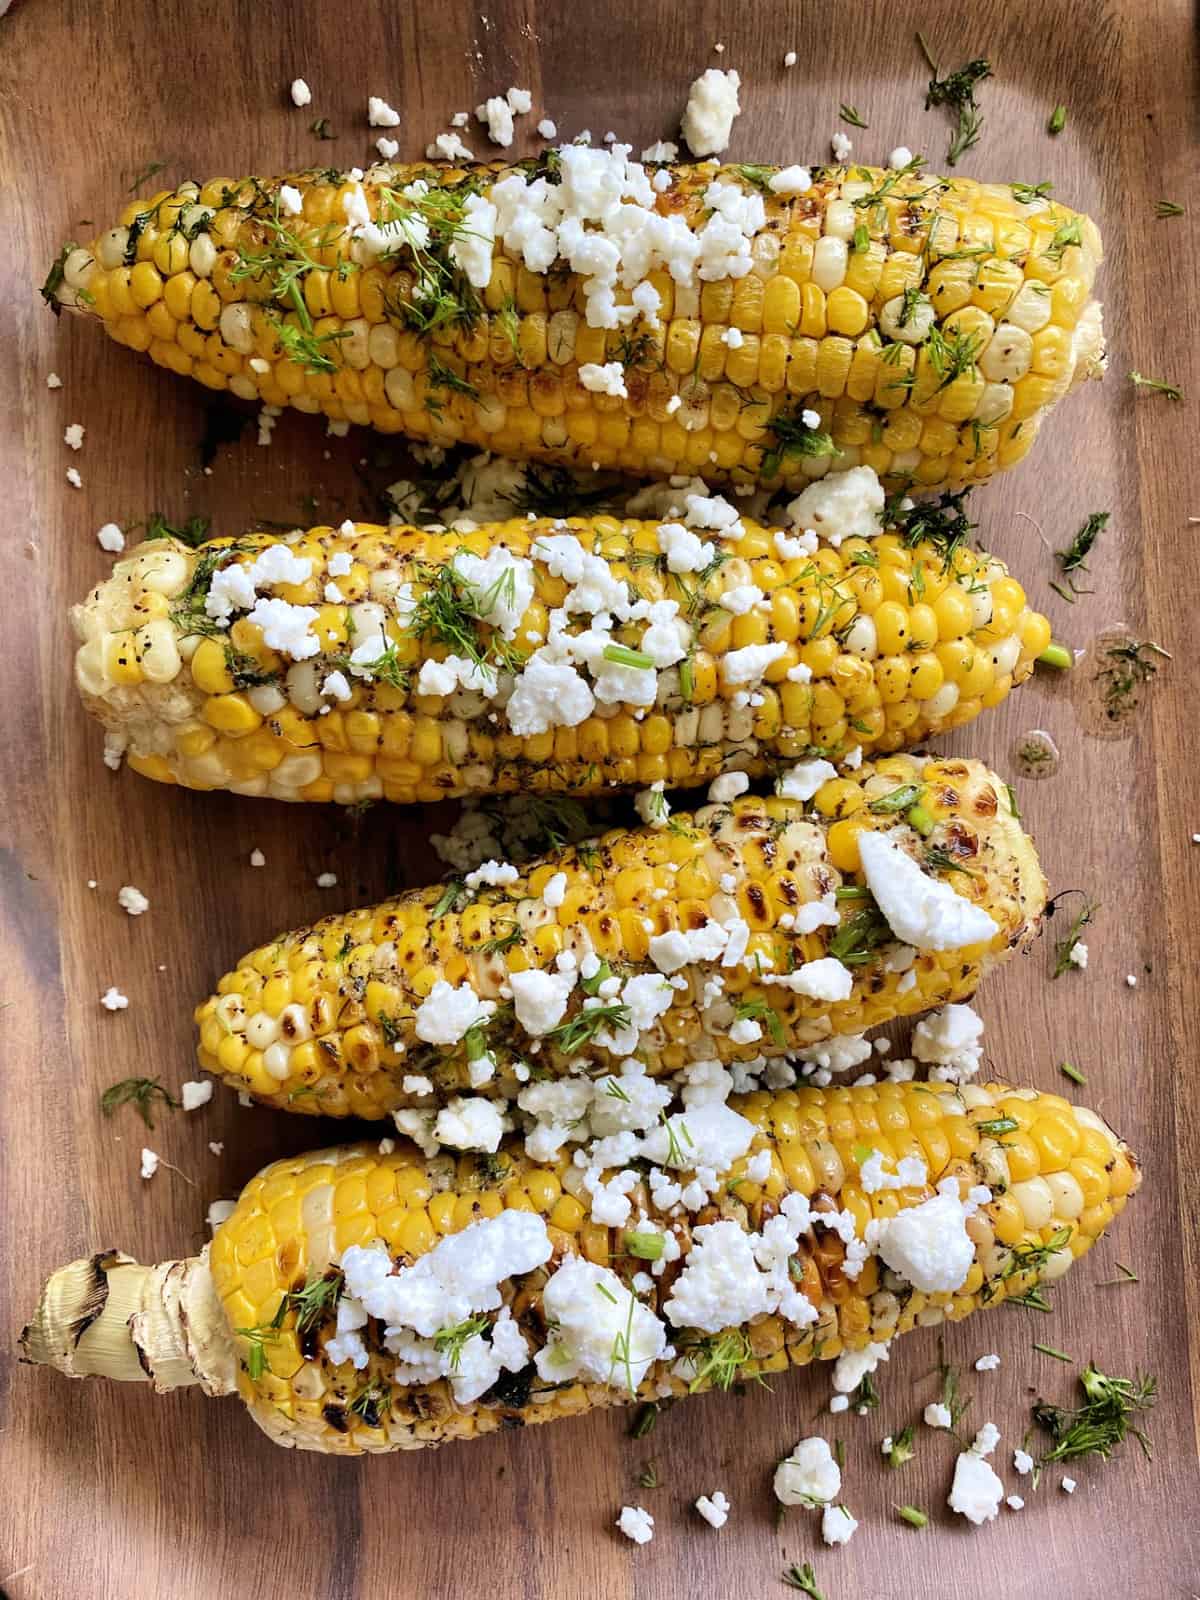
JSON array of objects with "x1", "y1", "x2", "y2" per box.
[
  {"x1": 786, "y1": 466, "x2": 885, "y2": 546},
  {"x1": 858, "y1": 830, "x2": 1000, "y2": 950},
  {"x1": 63, "y1": 423, "x2": 85, "y2": 450},
  {"x1": 290, "y1": 79, "x2": 312, "y2": 107},
  {"x1": 822, "y1": 1505, "x2": 858, "y2": 1546},
  {"x1": 117, "y1": 885, "x2": 149, "y2": 916},
  {"x1": 367, "y1": 96, "x2": 401, "y2": 127},
  {"x1": 948, "y1": 1449, "x2": 1004, "y2": 1525},
  {"x1": 616, "y1": 1505, "x2": 654, "y2": 1544},
  {"x1": 101, "y1": 986, "x2": 129, "y2": 1011},
  {"x1": 181, "y1": 1080, "x2": 213, "y2": 1112},
  {"x1": 774, "y1": 1436, "x2": 840, "y2": 1506},
  {"x1": 695, "y1": 1490, "x2": 730, "y2": 1529},
  {"x1": 413, "y1": 980, "x2": 494, "y2": 1045},
  {"x1": 536, "y1": 1258, "x2": 666, "y2": 1390},
  {"x1": 140, "y1": 1148, "x2": 160, "y2": 1180},
  {"x1": 681, "y1": 68, "x2": 742, "y2": 157}
]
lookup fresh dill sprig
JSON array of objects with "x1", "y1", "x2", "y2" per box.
[
  {"x1": 434, "y1": 1314, "x2": 490, "y2": 1372},
  {"x1": 1007, "y1": 1284, "x2": 1054, "y2": 1313},
  {"x1": 1051, "y1": 895, "x2": 1098, "y2": 977},
  {"x1": 839, "y1": 104, "x2": 869, "y2": 128},
  {"x1": 761, "y1": 403, "x2": 835, "y2": 478},
  {"x1": 1154, "y1": 199, "x2": 1185, "y2": 218},
  {"x1": 636, "y1": 1460, "x2": 659, "y2": 1489},
  {"x1": 1129, "y1": 370, "x2": 1183, "y2": 400},
  {"x1": 405, "y1": 557, "x2": 523, "y2": 676},
  {"x1": 1053, "y1": 510, "x2": 1108, "y2": 598},
  {"x1": 850, "y1": 1371, "x2": 881, "y2": 1412},
  {"x1": 141, "y1": 511, "x2": 213, "y2": 547},
  {"x1": 1003, "y1": 1226, "x2": 1074, "y2": 1283},
  {"x1": 545, "y1": 1000, "x2": 632, "y2": 1055},
  {"x1": 480, "y1": 923, "x2": 523, "y2": 955},
  {"x1": 733, "y1": 164, "x2": 777, "y2": 194},
  {"x1": 885, "y1": 486, "x2": 975, "y2": 567},
  {"x1": 430, "y1": 876, "x2": 470, "y2": 918},
  {"x1": 1034, "y1": 1342, "x2": 1074, "y2": 1363},
  {"x1": 917, "y1": 34, "x2": 993, "y2": 165},
  {"x1": 936, "y1": 1345, "x2": 972, "y2": 1428},
  {"x1": 1011, "y1": 180, "x2": 1054, "y2": 204},
  {"x1": 1098, "y1": 1262, "x2": 1139, "y2": 1286},
  {"x1": 100, "y1": 1077, "x2": 180, "y2": 1129},
  {"x1": 828, "y1": 899, "x2": 893, "y2": 966},
  {"x1": 237, "y1": 1269, "x2": 345, "y2": 1376},
  {"x1": 686, "y1": 1329, "x2": 764, "y2": 1394},
  {"x1": 506, "y1": 463, "x2": 612, "y2": 518},
  {"x1": 781, "y1": 1563, "x2": 825, "y2": 1598},
  {"x1": 1043, "y1": 217, "x2": 1083, "y2": 264},
  {"x1": 732, "y1": 994, "x2": 786, "y2": 1045},
  {"x1": 659, "y1": 1111, "x2": 696, "y2": 1168},
  {"x1": 1032, "y1": 1363, "x2": 1156, "y2": 1469},
  {"x1": 127, "y1": 159, "x2": 168, "y2": 194},
  {"x1": 630, "y1": 1402, "x2": 658, "y2": 1437},
  {"x1": 1097, "y1": 638, "x2": 1170, "y2": 719},
  {"x1": 348, "y1": 1377, "x2": 392, "y2": 1425},
  {"x1": 923, "y1": 845, "x2": 974, "y2": 877}
]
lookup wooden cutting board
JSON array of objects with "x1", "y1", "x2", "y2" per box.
[{"x1": 1, "y1": 1, "x2": 1198, "y2": 1595}]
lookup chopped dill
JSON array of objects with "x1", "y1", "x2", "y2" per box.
[{"x1": 917, "y1": 34, "x2": 992, "y2": 165}]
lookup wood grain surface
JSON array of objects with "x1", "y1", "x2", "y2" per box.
[{"x1": 2, "y1": 1, "x2": 1198, "y2": 1595}]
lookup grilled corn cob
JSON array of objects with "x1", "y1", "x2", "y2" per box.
[
  {"x1": 74, "y1": 517, "x2": 1051, "y2": 803},
  {"x1": 21, "y1": 1081, "x2": 1139, "y2": 1454},
  {"x1": 196, "y1": 755, "x2": 1046, "y2": 1115},
  {"x1": 46, "y1": 157, "x2": 1104, "y2": 490}
]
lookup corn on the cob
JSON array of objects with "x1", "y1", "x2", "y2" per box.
[
  {"x1": 74, "y1": 517, "x2": 1051, "y2": 804},
  {"x1": 46, "y1": 157, "x2": 1104, "y2": 490},
  {"x1": 21, "y1": 1081, "x2": 1139, "y2": 1455},
  {"x1": 195, "y1": 755, "x2": 1046, "y2": 1115}
]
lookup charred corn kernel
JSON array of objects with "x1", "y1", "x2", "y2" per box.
[
  {"x1": 51, "y1": 165, "x2": 1102, "y2": 493},
  {"x1": 75, "y1": 520, "x2": 1049, "y2": 805},
  {"x1": 22, "y1": 1080, "x2": 1136, "y2": 1454},
  {"x1": 192, "y1": 756, "x2": 1046, "y2": 1116}
]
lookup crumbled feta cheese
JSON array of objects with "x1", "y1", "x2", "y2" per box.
[
  {"x1": 774, "y1": 1436, "x2": 840, "y2": 1506},
  {"x1": 831, "y1": 130, "x2": 853, "y2": 162},
  {"x1": 681, "y1": 68, "x2": 741, "y2": 157},
  {"x1": 206, "y1": 1198, "x2": 235, "y2": 1229},
  {"x1": 723, "y1": 641, "x2": 788, "y2": 686},
  {"x1": 47, "y1": 372, "x2": 63, "y2": 389},
  {"x1": 912, "y1": 1003, "x2": 986, "y2": 1083},
  {"x1": 66, "y1": 467, "x2": 82, "y2": 488},
  {"x1": 181, "y1": 1080, "x2": 213, "y2": 1112},
  {"x1": 1006, "y1": 1495, "x2": 1025, "y2": 1511},
  {"x1": 578, "y1": 361, "x2": 629, "y2": 397},
  {"x1": 510, "y1": 967, "x2": 575, "y2": 1036},
  {"x1": 537, "y1": 118, "x2": 557, "y2": 139},
  {"x1": 1126, "y1": 973, "x2": 1138, "y2": 988},
  {"x1": 536, "y1": 1258, "x2": 667, "y2": 1390},
  {"x1": 869, "y1": 1176, "x2": 983, "y2": 1293},
  {"x1": 476, "y1": 94, "x2": 515, "y2": 147},
  {"x1": 249, "y1": 849, "x2": 265, "y2": 867},
  {"x1": 971, "y1": 1422, "x2": 1000, "y2": 1459},
  {"x1": 290, "y1": 79, "x2": 312, "y2": 107},
  {"x1": 101, "y1": 986, "x2": 129, "y2": 1011},
  {"x1": 829, "y1": 1394, "x2": 850, "y2": 1414},
  {"x1": 708, "y1": 770, "x2": 750, "y2": 803},
  {"x1": 1068, "y1": 940, "x2": 1089, "y2": 969},
  {"x1": 1061, "y1": 1477, "x2": 1077, "y2": 1494},
  {"x1": 464, "y1": 859, "x2": 520, "y2": 890},
  {"x1": 925, "y1": 1404, "x2": 954, "y2": 1433},
  {"x1": 506, "y1": 86, "x2": 533, "y2": 114},
  {"x1": 832, "y1": 1341, "x2": 889, "y2": 1393},
  {"x1": 507, "y1": 655, "x2": 595, "y2": 736},
  {"x1": 774, "y1": 757, "x2": 838, "y2": 805},
  {"x1": 315, "y1": 871, "x2": 338, "y2": 888},
  {"x1": 97, "y1": 521, "x2": 124, "y2": 553},
  {"x1": 859, "y1": 1150, "x2": 928, "y2": 1194},
  {"x1": 783, "y1": 50, "x2": 797, "y2": 66},
  {"x1": 64, "y1": 423, "x2": 85, "y2": 451},
  {"x1": 635, "y1": 781, "x2": 671, "y2": 829},
  {"x1": 859, "y1": 830, "x2": 1000, "y2": 950},
  {"x1": 402, "y1": 1075, "x2": 433, "y2": 1096},
  {"x1": 1013, "y1": 1449, "x2": 1034, "y2": 1476},
  {"x1": 367, "y1": 95, "x2": 401, "y2": 127},
  {"x1": 413, "y1": 980, "x2": 494, "y2": 1045},
  {"x1": 433, "y1": 1096, "x2": 507, "y2": 1152},
  {"x1": 889, "y1": 145, "x2": 915, "y2": 169},
  {"x1": 695, "y1": 1490, "x2": 730, "y2": 1529},
  {"x1": 427, "y1": 131, "x2": 476, "y2": 163},
  {"x1": 822, "y1": 1505, "x2": 858, "y2": 1546},
  {"x1": 786, "y1": 466, "x2": 884, "y2": 546},
  {"x1": 140, "y1": 1148, "x2": 160, "y2": 1180},
  {"x1": 376, "y1": 136, "x2": 400, "y2": 160},
  {"x1": 948, "y1": 1450, "x2": 1004, "y2": 1525},
  {"x1": 656, "y1": 521, "x2": 714, "y2": 573},
  {"x1": 769, "y1": 165, "x2": 812, "y2": 195},
  {"x1": 616, "y1": 1505, "x2": 655, "y2": 1544},
  {"x1": 117, "y1": 884, "x2": 149, "y2": 917},
  {"x1": 975, "y1": 1353, "x2": 1001, "y2": 1372}
]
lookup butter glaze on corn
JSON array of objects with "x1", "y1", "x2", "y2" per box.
[
  {"x1": 21, "y1": 1082, "x2": 1139, "y2": 1454},
  {"x1": 195, "y1": 756, "x2": 1046, "y2": 1116},
  {"x1": 73, "y1": 522, "x2": 1051, "y2": 804},
  {"x1": 50, "y1": 159, "x2": 1104, "y2": 490}
]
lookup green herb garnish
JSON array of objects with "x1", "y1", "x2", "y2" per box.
[
  {"x1": 686, "y1": 1329, "x2": 763, "y2": 1393},
  {"x1": 886, "y1": 1423, "x2": 916, "y2": 1467},
  {"x1": 1129, "y1": 370, "x2": 1183, "y2": 400},
  {"x1": 781, "y1": 1563, "x2": 825, "y2": 1598},
  {"x1": 896, "y1": 1504, "x2": 928, "y2": 1528},
  {"x1": 100, "y1": 1077, "x2": 180, "y2": 1129},
  {"x1": 839, "y1": 104, "x2": 869, "y2": 128},
  {"x1": 917, "y1": 34, "x2": 992, "y2": 165},
  {"x1": 1051, "y1": 895, "x2": 1097, "y2": 978},
  {"x1": 1032, "y1": 1363, "x2": 1156, "y2": 1468},
  {"x1": 434, "y1": 1314, "x2": 490, "y2": 1372},
  {"x1": 1097, "y1": 638, "x2": 1170, "y2": 719},
  {"x1": 1154, "y1": 200, "x2": 1184, "y2": 218},
  {"x1": 1048, "y1": 104, "x2": 1067, "y2": 134}
]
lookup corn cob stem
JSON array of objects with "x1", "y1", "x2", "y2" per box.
[
  {"x1": 73, "y1": 516, "x2": 1051, "y2": 805},
  {"x1": 47, "y1": 158, "x2": 1104, "y2": 490},
  {"x1": 20, "y1": 1249, "x2": 236, "y2": 1394},
  {"x1": 197, "y1": 754, "x2": 1046, "y2": 1117},
  {"x1": 20, "y1": 1082, "x2": 1139, "y2": 1455}
]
